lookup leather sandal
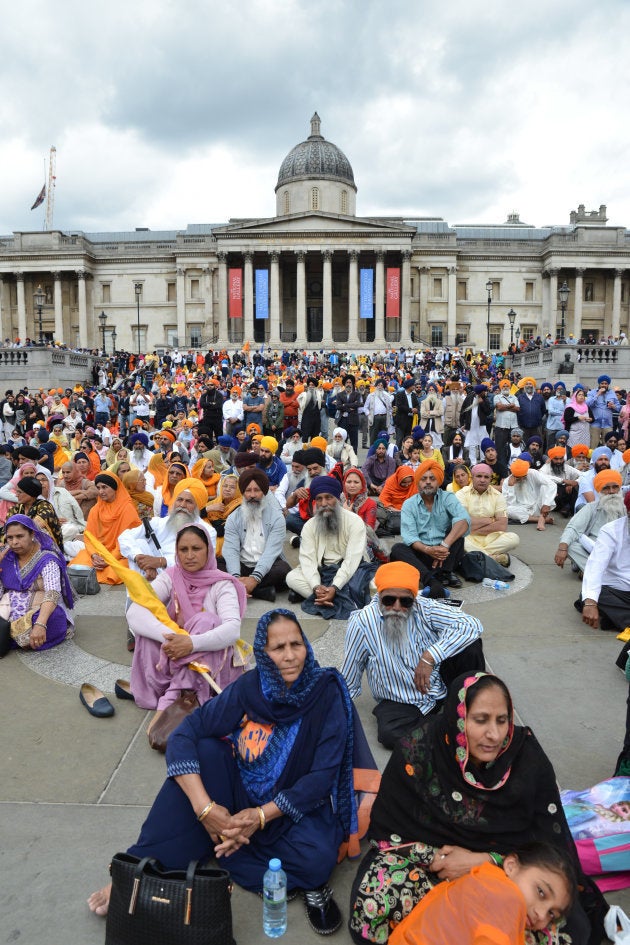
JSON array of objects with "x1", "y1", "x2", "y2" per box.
[
  {"x1": 303, "y1": 885, "x2": 342, "y2": 935},
  {"x1": 80, "y1": 683, "x2": 115, "y2": 718}
]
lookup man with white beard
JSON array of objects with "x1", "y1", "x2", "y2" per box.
[
  {"x1": 325, "y1": 427, "x2": 357, "y2": 472},
  {"x1": 341, "y1": 561, "x2": 485, "y2": 748},
  {"x1": 554, "y1": 470, "x2": 625, "y2": 574},
  {"x1": 221, "y1": 468, "x2": 289, "y2": 602},
  {"x1": 579, "y1": 489, "x2": 630, "y2": 632},
  {"x1": 119, "y1": 479, "x2": 216, "y2": 581},
  {"x1": 128, "y1": 432, "x2": 153, "y2": 472}
]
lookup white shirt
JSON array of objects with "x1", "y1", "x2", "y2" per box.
[{"x1": 582, "y1": 515, "x2": 630, "y2": 601}]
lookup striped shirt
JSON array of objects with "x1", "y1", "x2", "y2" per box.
[{"x1": 341, "y1": 595, "x2": 483, "y2": 712}]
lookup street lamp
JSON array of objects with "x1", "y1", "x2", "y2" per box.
[
  {"x1": 558, "y1": 281, "x2": 570, "y2": 343},
  {"x1": 515, "y1": 328, "x2": 521, "y2": 349},
  {"x1": 485, "y1": 279, "x2": 493, "y2": 351},
  {"x1": 98, "y1": 311, "x2": 108, "y2": 355},
  {"x1": 33, "y1": 284, "x2": 45, "y2": 345},
  {"x1": 507, "y1": 308, "x2": 517, "y2": 347},
  {"x1": 112, "y1": 327, "x2": 117, "y2": 353},
  {"x1": 134, "y1": 282, "x2": 142, "y2": 357}
]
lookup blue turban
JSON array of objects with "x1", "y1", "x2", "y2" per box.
[
  {"x1": 597, "y1": 375, "x2": 612, "y2": 385},
  {"x1": 129, "y1": 432, "x2": 149, "y2": 448},
  {"x1": 540, "y1": 382, "x2": 553, "y2": 392},
  {"x1": 553, "y1": 381, "x2": 566, "y2": 391},
  {"x1": 217, "y1": 435, "x2": 233, "y2": 447},
  {"x1": 592, "y1": 446, "x2": 612, "y2": 463},
  {"x1": 481, "y1": 437, "x2": 496, "y2": 452}
]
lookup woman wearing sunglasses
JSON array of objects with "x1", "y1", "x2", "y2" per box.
[{"x1": 341, "y1": 561, "x2": 485, "y2": 750}]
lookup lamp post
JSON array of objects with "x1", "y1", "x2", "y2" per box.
[
  {"x1": 485, "y1": 279, "x2": 493, "y2": 351},
  {"x1": 134, "y1": 283, "x2": 142, "y2": 357},
  {"x1": 111, "y1": 327, "x2": 117, "y2": 354},
  {"x1": 98, "y1": 311, "x2": 108, "y2": 355},
  {"x1": 558, "y1": 281, "x2": 570, "y2": 343},
  {"x1": 33, "y1": 284, "x2": 45, "y2": 345},
  {"x1": 515, "y1": 328, "x2": 521, "y2": 350},
  {"x1": 507, "y1": 308, "x2": 517, "y2": 346}
]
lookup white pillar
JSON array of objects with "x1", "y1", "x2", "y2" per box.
[
  {"x1": 573, "y1": 268, "x2": 584, "y2": 341},
  {"x1": 400, "y1": 251, "x2": 412, "y2": 344},
  {"x1": 53, "y1": 271, "x2": 63, "y2": 343},
  {"x1": 217, "y1": 253, "x2": 228, "y2": 345},
  {"x1": 243, "y1": 253, "x2": 254, "y2": 346},
  {"x1": 447, "y1": 265, "x2": 457, "y2": 347},
  {"x1": 16, "y1": 273, "x2": 26, "y2": 343},
  {"x1": 0, "y1": 277, "x2": 4, "y2": 342},
  {"x1": 548, "y1": 268, "x2": 558, "y2": 339},
  {"x1": 418, "y1": 266, "x2": 429, "y2": 343},
  {"x1": 176, "y1": 267, "x2": 186, "y2": 346},
  {"x1": 202, "y1": 265, "x2": 214, "y2": 343},
  {"x1": 322, "y1": 250, "x2": 332, "y2": 344},
  {"x1": 374, "y1": 252, "x2": 385, "y2": 344},
  {"x1": 77, "y1": 270, "x2": 88, "y2": 348},
  {"x1": 348, "y1": 250, "x2": 359, "y2": 344},
  {"x1": 269, "y1": 251, "x2": 280, "y2": 346},
  {"x1": 613, "y1": 269, "x2": 623, "y2": 339},
  {"x1": 296, "y1": 251, "x2": 306, "y2": 345}
]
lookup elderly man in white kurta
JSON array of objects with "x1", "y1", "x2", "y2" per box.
[
  {"x1": 455, "y1": 463, "x2": 519, "y2": 566},
  {"x1": 501, "y1": 457, "x2": 557, "y2": 530}
]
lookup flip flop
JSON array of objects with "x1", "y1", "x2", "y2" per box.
[{"x1": 80, "y1": 683, "x2": 115, "y2": 718}]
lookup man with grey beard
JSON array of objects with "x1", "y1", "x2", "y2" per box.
[
  {"x1": 286, "y1": 475, "x2": 376, "y2": 619},
  {"x1": 580, "y1": 489, "x2": 630, "y2": 632},
  {"x1": 342, "y1": 561, "x2": 484, "y2": 748},
  {"x1": 555, "y1": 470, "x2": 625, "y2": 575},
  {"x1": 119, "y1": 485, "x2": 217, "y2": 582}
]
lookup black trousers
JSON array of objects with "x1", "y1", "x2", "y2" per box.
[
  {"x1": 339, "y1": 420, "x2": 359, "y2": 453},
  {"x1": 372, "y1": 639, "x2": 486, "y2": 749},
  {"x1": 389, "y1": 538, "x2": 466, "y2": 598},
  {"x1": 369, "y1": 415, "x2": 388, "y2": 444}
]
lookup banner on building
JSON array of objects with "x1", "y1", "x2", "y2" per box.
[
  {"x1": 255, "y1": 269, "x2": 269, "y2": 320},
  {"x1": 228, "y1": 268, "x2": 243, "y2": 318},
  {"x1": 360, "y1": 268, "x2": 374, "y2": 319},
  {"x1": 386, "y1": 268, "x2": 400, "y2": 318}
]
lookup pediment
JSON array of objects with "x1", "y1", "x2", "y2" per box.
[{"x1": 214, "y1": 211, "x2": 416, "y2": 236}]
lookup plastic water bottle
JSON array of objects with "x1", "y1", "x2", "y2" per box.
[
  {"x1": 481, "y1": 578, "x2": 510, "y2": 591},
  {"x1": 263, "y1": 858, "x2": 287, "y2": 937}
]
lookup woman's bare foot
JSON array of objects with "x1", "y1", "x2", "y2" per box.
[
  {"x1": 536, "y1": 514, "x2": 546, "y2": 531},
  {"x1": 146, "y1": 709, "x2": 163, "y2": 735},
  {"x1": 87, "y1": 882, "x2": 111, "y2": 916}
]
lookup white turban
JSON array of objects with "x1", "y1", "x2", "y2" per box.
[{"x1": 332, "y1": 427, "x2": 348, "y2": 442}]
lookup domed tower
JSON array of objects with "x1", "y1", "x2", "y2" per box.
[{"x1": 275, "y1": 113, "x2": 357, "y2": 216}]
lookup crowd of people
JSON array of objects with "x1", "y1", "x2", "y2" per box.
[{"x1": 2, "y1": 342, "x2": 628, "y2": 943}]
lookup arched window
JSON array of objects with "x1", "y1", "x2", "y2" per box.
[
  {"x1": 340, "y1": 189, "x2": 348, "y2": 214},
  {"x1": 311, "y1": 187, "x2": 319, "y2": 211},
  {"x1": 283, "y1": 190, "x2": 290, "y2": 215}
]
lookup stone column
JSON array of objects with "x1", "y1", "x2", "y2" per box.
[
  {"x1": 52, "y1": 271, "x2": 63, "y2": 343},
  {"x1": 77, "y1": 271, "x2": 88, "y2": 348},
  {"x1": 176, "y1": 267, "x2": 186, "y2": 346},
  {"x1": 548, "y1": 268, "x2": 558, "y2": 339},
  {"x1": 269, "y1": 251, "x2": 280, "y2": 346},
  {"x1": 296, "y1": 251, "x2": 307, "y2": 345},
  {"x1": 217, "y1": 253, "x2": 228, "y2": 345},
  {"x1": 374, "y1": 252, "x2": 385, "y2": 344},
  {"x1": 613, "y1": 269, "x2": 623, "y2": 339},
  {"x1": 447, "y1": 265, "x2": 457, "y2": 346},
  {"x1": 348, "y1": 250, "x2": 359, "y2": 344},
  {"x1": 202, "y1": 265, "x2": 214, "y2": 343},
  {"x1": 322, "y1": 250, "x2": 332, "y2": 344},
  {"x1": 418, "y1": 266, "x2": 429, "y2": 343},
  {"x1": 400, "y1": 251, "x2": 412, "y2": 344},
  {"x1": 16, "y1": 273, "x2": 26, "y2": 343},
  {"x1": 243, "y1": 253, "x2": 254, "y2": 345},
  {"x1": 0, "y1": 276, "x2": 4, "y2": 341},
  {"x1": 573, "y1": 268, "x2": 584, "y2": 341}
]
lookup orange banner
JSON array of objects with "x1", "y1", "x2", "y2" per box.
[
  {"x1": 386, "y1": 267, "x2": 400, "y2": 318},
  {"x1": 229, "y1": 268, "x2": 243, "y2": 318}
]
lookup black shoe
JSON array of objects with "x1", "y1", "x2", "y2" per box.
[
  {"x1": 303, "y1": 885, "x2": 342, "y2": 935},
  {"x1": 288, "y1": 589, "x2": 304, "y2": 604},
  {"x1": 253, "y1": 585, "x2": 276, "y2": 602},
  {"x1": 442, "y1": 573, "x2": 462, "y2": 589},
  {"x1": 114, "y1": 679, "x2": 134, "y2": 701},
  {"x1": 80, "y1": 683, "x2": 115, "y2": 718},
  {"x1": 290, "y1": 536, "x2": 301, "y2": 549}
]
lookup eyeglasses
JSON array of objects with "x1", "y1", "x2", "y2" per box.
[{"x1": 381, "y1": 594, "x2": 416, "y2": 609}]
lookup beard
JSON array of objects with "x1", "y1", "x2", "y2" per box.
[
  {"x1": 242, "y1": 496, "x2": 263, "y2": 529},
  {"x1": 166, "y1": 506, "x2": 198, "y2": 533},
  {"x1": 598, "y1": 492, "x2": 626, "y2": 522},
  {"x1": 258, "y1": 453, "x2": 273, "y2": 468},
  {"x1": 379, "y1": 607, "x2": 409, "y2": 651},
  {"x1": 330, "y1": 441, "x2": 344, "y2": 460},
  {"x1": 313, "y1": 501, "x2": 342, "y2": 537}
]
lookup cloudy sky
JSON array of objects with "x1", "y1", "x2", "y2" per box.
[{"x1": 2, "y1": 0, "x2": 629, "y2": 235}]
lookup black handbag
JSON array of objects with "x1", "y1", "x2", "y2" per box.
[{"x1": 105, "y1": 854, "x2": 235, "y2": 945}]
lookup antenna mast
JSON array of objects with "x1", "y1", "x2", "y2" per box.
[{"x1": 45, "y1": 146, "x2": 56, "y2": 231}]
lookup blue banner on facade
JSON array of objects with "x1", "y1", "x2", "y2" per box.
[
  {"x1": 255, "y1": 269, "x2": 269, "y2": 319},
  {"x1": 360, "y1": 268, "x2": 374, "y2": 319}
]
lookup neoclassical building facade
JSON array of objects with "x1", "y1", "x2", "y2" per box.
[{"x1": 1, "y1": 114, "x2": 629, "y2": 353}]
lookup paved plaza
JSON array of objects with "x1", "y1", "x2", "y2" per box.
[{"x1": 1, "y1": 522, "x2": 629, "y2": 944}]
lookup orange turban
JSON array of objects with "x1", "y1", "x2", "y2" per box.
[
  {"x1": 510, "y1": 459, "x2": 530, "y2": 478},
  {"x1": 414, "y1": 459, "x2": 444, "y2": 486},
  {"x1": 172, "y1": 477, "x2": 207, "y2": 510},
  {"x1": 548, "y1": 446, "x2": 565, "y2": 461},
  {"x1": 519, "y1": 376, "x2": 537, "y2": 388},
  {"x1": 374, "y1": 561, "x2": 420, "y2": 597},
  {"x1": 499, "y1": 379, "x2": 511, "y2": 389},
  {"x1": 246, "y1": 422, "x2": 261, "y2": 435},
  {"x1": 623, "y1": 449, "x2": 630, "y2": 464},
  {"x1": 159, "y1": 429, "x2": 176, "y2": 443},
  {"x1": 571, "y1": 444, "x2": 589, "y2": 458},
  {"x1": 593, "y1": 469, "x2": 622, "y2": 492},
  {"x1": 310, "y1": 436, "x2": 328, "y2": 451}
]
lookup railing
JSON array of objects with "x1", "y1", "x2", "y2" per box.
[
  {"x1": 228, "y1": 325, "x2": 244, "y2": 344},
  {"x1": 0, "y1": 349, "x2": 29, "y2": 365},
  {"x1": 281, "y1": 330, "x2": 297, "y2": 342},
  {"x1": 332, "y1": 328, "x2": 348, "y2": 342},
  {"x1": 576, "y1": 347, "x2": 619, "y2": 364},
  {"x1": 385, "y1": 325, "x2": 401, "y2": 342}
]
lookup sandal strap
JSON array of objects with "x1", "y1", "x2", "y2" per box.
[{"x1": 304, "y1": 885, "x2": 333, "y2": 909}]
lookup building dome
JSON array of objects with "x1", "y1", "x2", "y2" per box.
[{"x1": 275, "y1": 113, "x2": 356, "y2": 191}]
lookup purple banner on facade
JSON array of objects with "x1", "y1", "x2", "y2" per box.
[
  {"x1": 255, "y1": 269, "x2": 269, "y2": 319},
  {"x1": 360, "y1": 267, "x2": 374, "y2": 319}
]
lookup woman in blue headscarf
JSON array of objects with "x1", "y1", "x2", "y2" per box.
[
  {"x1": 0, "y1": 513, "x2": 74, "y2": 654},
  {"x1": 88, "y1": 608, "x2": 378, "y2": 935}
]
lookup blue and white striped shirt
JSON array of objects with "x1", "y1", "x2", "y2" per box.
[{"x1": 341, "y1": 595, "x2": 483, "y2": 712}]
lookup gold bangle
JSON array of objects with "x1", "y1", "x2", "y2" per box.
[
  {"x1": 257, "y1": 806, "x2": 266, "y2": 830},
  {"x1": 197, "y1": 800, "x2": 215, "y2": 823}
]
